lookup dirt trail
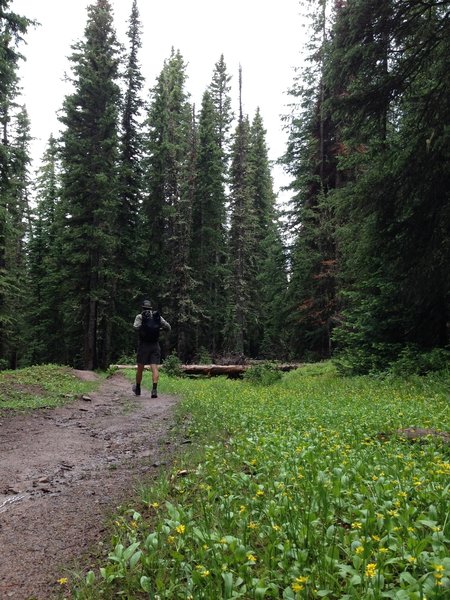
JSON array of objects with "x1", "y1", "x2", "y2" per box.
[{"x1": 0, "y1": 371, "x2": 179, "y2": 600}]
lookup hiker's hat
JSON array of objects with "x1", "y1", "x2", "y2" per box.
[{"x1": 142, "y1": 300, "x2": 152, "y2": 309}]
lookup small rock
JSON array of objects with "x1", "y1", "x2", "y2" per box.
[{"x1": 82, "y1": 395, "x2": 92, "y2": 401}]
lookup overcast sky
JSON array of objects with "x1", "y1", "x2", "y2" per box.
[{"x1": 11, "y1": 0, "x2": 306, "y2": 199}]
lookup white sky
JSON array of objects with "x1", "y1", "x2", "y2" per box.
[{"x1": 11, "y1": 0, "x2": 306, "y2": 200}]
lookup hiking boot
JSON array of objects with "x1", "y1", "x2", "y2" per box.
[
  {"x1": 132, "y1": 383, "x2": 141, "y2": 396},
  {"x1": 151, "y1": 390, "x2": 158, "y2": 398}
]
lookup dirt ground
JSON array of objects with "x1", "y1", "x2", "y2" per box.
[{"x1": 0, "y1": 370, "x2": 179, "y2": 600}]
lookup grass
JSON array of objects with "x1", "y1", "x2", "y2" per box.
[
  {"x1": 66, "y1": 364, "x2": 449, "y2": 598},
  {"x1": 0, "y1": 364, "x2": 99, "y2": 411}
]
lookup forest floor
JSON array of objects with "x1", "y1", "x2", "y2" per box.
[{"x1": 0, "y1": 370, "x2": 180, "y2": 600}]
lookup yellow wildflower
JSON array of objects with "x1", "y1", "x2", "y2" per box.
[
  {"x1": 239, "y1": 505, "x2": 247, "y2": 513},
  {"x1": 256, "y1": 489, "x2": 264, "y2": 496},
  {"x1": 151, "y1": 502, "x2": 159, "y2": 509},
  {"x1": 355, "y1": 546, "x2": 364, "y2": 555},
  {"x1": 248, "y1": 521, "x2": 258, "y2": 529},
  {"x1": 246, "y1": 553, "x2": 257, "y2": 562},
  {"x1": 372, "y1": 534, "x2": 380, "y2": 542},
  {"x1": 407, "y1": 556, "x2": 417, "y2": 564},
  {"x1": 351, "y1": 521, "x2": 362, "y2": 530},
  {"x1": 175, "y1": 524, "x2": 185, "y2": 534},
  {"x1": 365, "y1": 563, "x2": 377, "y2": 578},
  {"x1": 291, "y1": 576, "x2": 309, "y2": 592},
  {"x1": 57, "y1": 577, "x2": 68, "y2": 585}
]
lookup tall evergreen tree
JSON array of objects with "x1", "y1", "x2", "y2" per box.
[
  {"x1": 282, "y1": 0, "x2": 340, "y2": 359},
  {"x1": 0, "y1": 1, "x2": 31, "y2": 369},
  {"x1": 190, "y1": 90, "x2": 228, "y2": 357},
  {"x1": 142, "y1": 49, "x2": 195, "y2": 360},
  {"x1": 224, "y1": 67, "x2": 257, "y2": 355},
  {"x1": 329, "y1": 0, "x2": 450, "y2": 372},
  {"x1": 27, "y1": 135, "x2": 66, "y2": 364},
  {"x1": 58, "y1": 0, "x2": 122, "y2": 369},
  {"x1": 248, "y1": 109, "x2": 288, "y2": 357},
  {"x1": 4, "y1": 105, "x2": 32, "y2": 368},
  {"x1": 113, "y1": 0, "x2": 145, "y2": 360}
]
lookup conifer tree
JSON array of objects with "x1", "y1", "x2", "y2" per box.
[
  {"x1": 282, "y1": 0, "x2": 340, "y2": 360},
  {"x1": 0, "y1": 1, "x2": 31, "y2": 368},
  {"x1": 58, "y1": 0, "x2": 121, "y2": 369},
  {"x1": 248, "y1": 109, "x2": 288, "y2": 357},
  {"x1": 329, "y1": 0, "x2": 450, "y2": 372},
  {"x1": 4, "y1": 105, "x2": 32, "y2": 368},
  {"x1": 224, "y1": 67, "x2": 257, "y2": 355},
  {"x1": 190, "y1": 90, "x2": 228, "y2": 357},
  {"x1": 114, "y1": 0, "x2": 145, "y2": 360},
  {"x1": 27, "y1": 135, "x2": 66, "y2": 364},
  {"x1": 143, "y1": 49, "x2": 195, "y2": 359}
]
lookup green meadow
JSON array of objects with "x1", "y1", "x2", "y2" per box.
[{"x1": 70, "y1": 363, "x2": 450, "y2": 599}]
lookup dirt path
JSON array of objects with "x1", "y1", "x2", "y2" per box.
[{"x1": 0, "y1": 371, "x2": 179, "y2": 600}]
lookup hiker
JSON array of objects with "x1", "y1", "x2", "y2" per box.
[{"x1": 132, "y1": 300, "x2": 171, "y2": 397}]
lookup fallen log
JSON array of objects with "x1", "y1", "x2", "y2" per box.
[{"x1": 113, "y1": 363, "x2": 301, "y2": 376}]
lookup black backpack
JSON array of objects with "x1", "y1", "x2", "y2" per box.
[{"x1": 139, "y1": 310, "x2": 161, "y2": 343}]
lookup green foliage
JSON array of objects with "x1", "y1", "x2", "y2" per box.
[
  {"x1": 0, "y1": 364, "x2": 99, "y2": 411},
  {"x1": 243, "y1": 362, "x2": 282, "y2": 386},
  {"x1": 195, "y1": 346, "x2": 212, "y2": 365},
  {"x1": 161, "y1": 353, "x2": 184, "y2": 378},
  {"x1": 58, "y1": 0, "x2": 122, "y2": 370},
  {"x1": 72, "y1": 366, "x2": 450, "y2": 599},
  {"x1": 387, "y1": 347, "x2": 450, "y2": 377}
]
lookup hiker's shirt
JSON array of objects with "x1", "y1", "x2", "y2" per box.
[{"x1": 133, "y1": 311, "x2": 171, "y2": 333}]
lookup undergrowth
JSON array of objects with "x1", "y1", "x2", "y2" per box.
[
  {"x1": 0, "y1": 364, "x2": 99, "y2": 411},
  {"x1": 70, "y1": 364, "x2": 449, "y2": 598}
]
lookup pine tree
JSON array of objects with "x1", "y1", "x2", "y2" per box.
[
  {"x1": 248, "y1": 108, "x2": 288, "y2": 357},
  {"x1": 58, "y1": 0, "x2": 121, "y2": 369},
  {"x1": 282, "y1": 0, "x2": 340, "y2": 359},
  {"x1": 113, "y1": 0, "x2": 145, "y2": 360},
  {"x1": 190, "y1": 90, "x2": 228, "y2": 357},
  {"x1": 329, "y1": 0, "x2": 450, "y2": 372},
  {"x1": 142, "y1": 49, "x2": 195, "y2": 360},
  {"x1": 4, "y1": 105, "x2": 32, "y2": 368},
  {"x1": 27, "y1": 135, "x2": 66, "y2": 364},
  {"x1": 224, "y1": 67, "x2": 257, "y2": 356},
  {"x1": 0, "y1": 1, "x2": 31, "y2": 368}
]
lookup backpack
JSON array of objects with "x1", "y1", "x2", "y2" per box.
[{"x1": 139, "y1": 310, "x2": 161, "y2": 343}]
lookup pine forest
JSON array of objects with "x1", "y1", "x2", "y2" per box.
[{"x1": 1, "y1": 0, "x2": 449, "y2": 374}]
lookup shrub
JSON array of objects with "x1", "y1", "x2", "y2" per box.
[
  {"x1": 387, "y1": 346, "x2": 450, "y2": 376},
  {"x1": 243, "y1": 362, "x2": 282, "y2": 385},
  {"x1": 162, "y1": 353, "x2": 184, "y2": 378},
  {"x1": 195, "y1": 346, "x2": 211, "y2": 365}
]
